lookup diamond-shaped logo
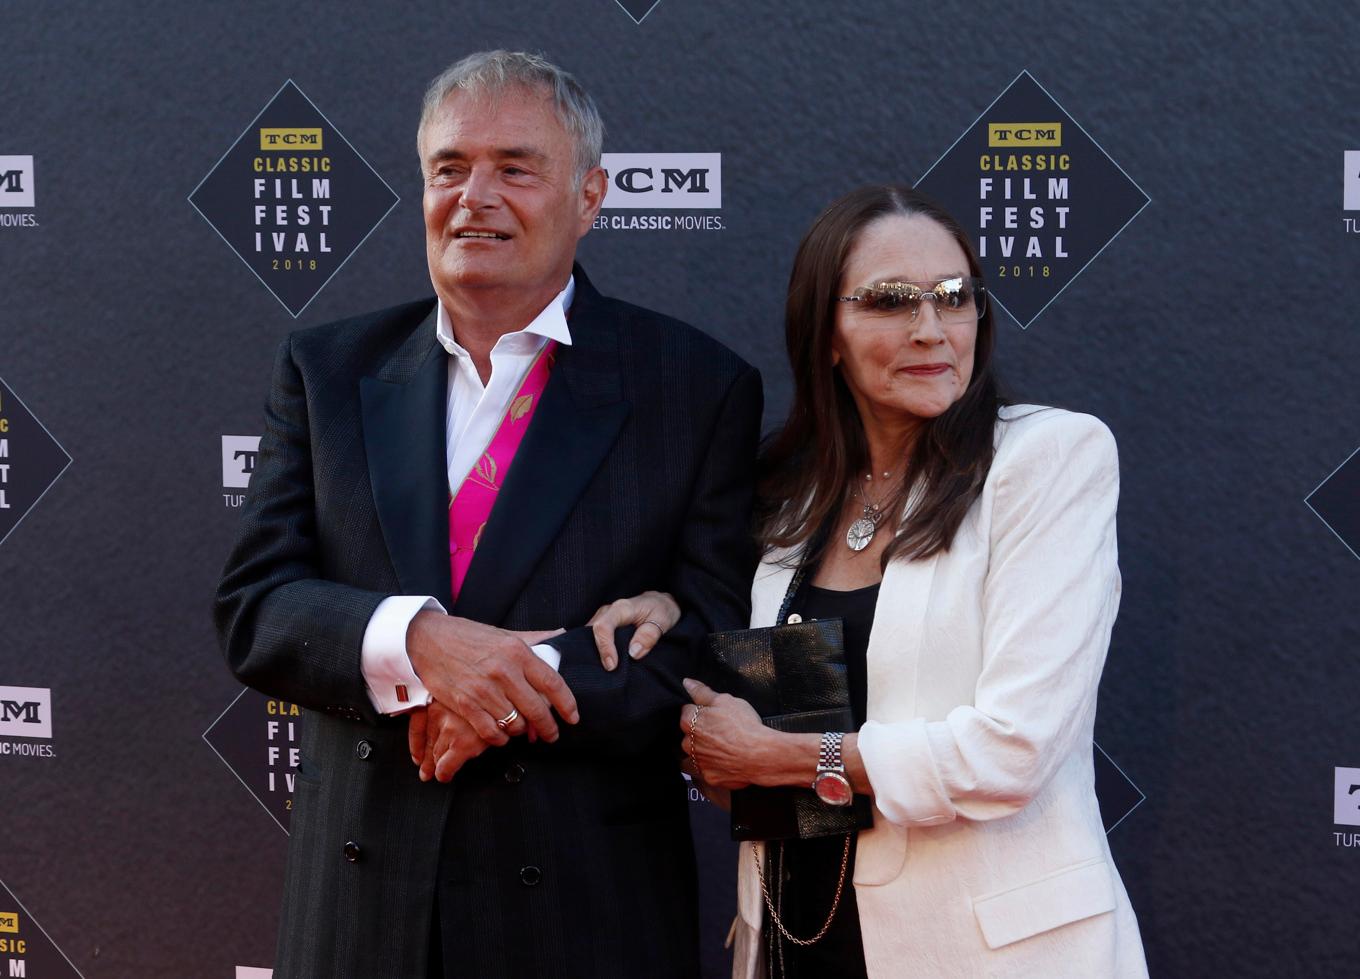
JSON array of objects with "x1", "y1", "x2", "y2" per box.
[
  {"x1": 203, "y1": 687, "x2": 303, "y2": 832},
  {"x1": 1094, "y1": 741, "x2": 1145, "y2": 833},
  {"x1": 189, "y1": 80, "x2": 399, "y2": 318},
  {"x1": 1307, "y1": 445, "x2": 1360, "y2": 561},
  {"x1": 916, "y1": 70, "x2": 1149, "y2": 329},
  {"x1": 0, "y1": 878, "x2": 84, "y2": 977},
  {"x1": 0, "y1": 378, "x2": 72, "y2": 550},
  {"x1": 614, "y1": 0, "x2": 663, "y2": 23}
]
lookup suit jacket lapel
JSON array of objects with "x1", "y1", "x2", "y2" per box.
[
  {"x1": 865, "y1": 552, "x2": 939, "y2": 721},
  {"x1": 360, "y1": 304, "x2": 454, "y2": 601},
  {"x1": 452, "y1": 269, "x2": 630, "y2": 625}
]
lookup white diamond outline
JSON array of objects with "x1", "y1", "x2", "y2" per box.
[
  {"x1": 614, "y1": 0, "x2": 663, "y2": 24},
  {"x1": 202, "y1": 686, "x2": 290, "y2": 836},
  {"x1": 1094, "y1": 739, "x2": 1147, "y2": 835},
  {"x1": 186, "y1": 78, "x2": 402, "y2": 320},
  {"x1": 0, "y1": 376, "x2": 74, "y2": 552},
  {"x1": 0, "y1": 874, "x2": 88, "y2": 978},
  {"x1": 915, "y1": 68, "x2": 1152, "y2": 331},
  {"x1": 1304, "y1": 442, "x2": 1360, "y2": 562}
]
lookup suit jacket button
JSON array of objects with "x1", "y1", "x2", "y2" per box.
[
  {"x1": 504, "y1": 763, "x2": 525, "y2": 784},
  {"x1": 519, "y1": 865, "x2": 542, "y2": 887},
  {"x1": 343, "y1": 842, "x2": 362, "y2": 863},
  {"x1": 356, "y1": 740, "x2": 372, "y2": 760}
]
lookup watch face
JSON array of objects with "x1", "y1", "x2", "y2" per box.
[{"x1": 814, "y1": 772, "x2": 853, "y2": 807}]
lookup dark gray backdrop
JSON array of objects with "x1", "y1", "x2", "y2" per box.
[{"x1": 1, "y1": 1, "x2": 1358, "y2": 976}]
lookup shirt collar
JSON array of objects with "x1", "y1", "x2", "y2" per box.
[{"x1": 435, "y1": 275, "x2": 575, "y2": 357}]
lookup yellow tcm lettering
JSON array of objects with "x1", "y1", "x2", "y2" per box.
[
  {"x1": 260, "y1": 128, "x2": 324, "y2": 151},
  {"x1": 0, "y1": 911, "x2": 16, "y2": 933},
  {"x1": 267, "y1": 699, "x2": 301, "y2": 716},
  {"x1": 988, "y1": 122, "x2": 1062, "y2": 147}
]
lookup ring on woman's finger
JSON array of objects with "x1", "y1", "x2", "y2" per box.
[{"x1": 494, "y1": 707, "x2": 520, "y2": 730}]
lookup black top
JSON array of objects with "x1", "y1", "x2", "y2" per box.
[{"x1": 765, "y1": 580, "x2": 879, "y2": 979}]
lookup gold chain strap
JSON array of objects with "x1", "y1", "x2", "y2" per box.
[{"x1": 751, "y1": 836, "x2": 852, "y2": 947}]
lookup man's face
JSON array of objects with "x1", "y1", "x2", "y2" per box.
[{"x1": 419, "y1": 86, "x2": 604, "y2": 305}]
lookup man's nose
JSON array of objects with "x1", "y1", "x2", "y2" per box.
[{"x1": 459, "y1": 166, "x2": 498, "y2": 211}]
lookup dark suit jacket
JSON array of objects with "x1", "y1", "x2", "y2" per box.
[{"x1": 213, "y1": 266, "x2": 762, "y2": 979}]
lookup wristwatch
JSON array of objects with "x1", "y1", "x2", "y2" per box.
[{"x1": 812, "y1": 731, "x2": 853, "y2": 807}]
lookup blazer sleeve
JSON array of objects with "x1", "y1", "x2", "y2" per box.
[
  {"x1": 856, "y1": 411, "x2": 1121, "y2": 825},
  {"x1": 212, "y1": 334, "x2": 390, "y2": 725},
  {"x1": 548, "y1": 364, "x2": 764, "y2": 755}
]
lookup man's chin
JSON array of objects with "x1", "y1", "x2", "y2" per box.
[{"x1": 430, "y1": 262, "x2": 517, "y2": 293}]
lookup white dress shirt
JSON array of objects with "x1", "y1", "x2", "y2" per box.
[{"x1": 359, "y1": 278, "x2": 575, "y2": 714}]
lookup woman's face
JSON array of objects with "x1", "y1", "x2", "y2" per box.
[{"x1": 832, "y1": 214, "x2": 978, "y2": 426}]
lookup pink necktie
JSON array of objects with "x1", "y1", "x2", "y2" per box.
[{"x1": 447, "y1": 341, "x2": 557, "y2": 602}]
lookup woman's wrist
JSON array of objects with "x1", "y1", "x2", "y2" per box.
[
  {"x1": 747, "y1": 729, "x2": 823, "y2": 788},
  {"x1": 744, "y1": 729, "x2": 872, "y2": 796}
]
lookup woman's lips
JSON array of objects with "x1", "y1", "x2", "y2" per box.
[{"x1": 900, "y1": 364, "x2": 950, "y2": 376}]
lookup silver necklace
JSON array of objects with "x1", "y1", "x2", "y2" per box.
[{"x1": 846, "y1": 470, "x2": 893, "y2": 552}]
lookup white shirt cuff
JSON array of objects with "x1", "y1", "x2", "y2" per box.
[
  {"x1": 530, "y1": 642, "x2": 562, "y2": 672},
  {"x1": 360, "y1": 595, "x2": 444, "y2": 714}
]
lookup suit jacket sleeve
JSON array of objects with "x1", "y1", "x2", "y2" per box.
[
  {"x1": 548, "y1": 364, "x2": 763, "y2": 755},
  {"x1": 856, "y1": 411, "x2": 1121, "y2": 825},
  {"x1": 213, "y1": 333, "x2": 389, "y2": 725}
]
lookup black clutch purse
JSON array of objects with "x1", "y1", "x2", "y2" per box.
[{"x1": 703, "y1": 564, "x2": 874, "y2": 841}]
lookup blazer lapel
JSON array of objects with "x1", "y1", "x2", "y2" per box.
[
  {"x1": 750, "y1": 547, "x2": 800, "y2": 627},
  {"x1": 360, "y1": 304, "x2": 453, "y2": 601},
  {"x1": 452, "y1": 270, "x2": 630, "y2": 626},
  {"x1": 865, "y1": 551, "x2": 940, "y2": 722}
]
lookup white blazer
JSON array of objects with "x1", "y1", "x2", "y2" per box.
[{"x1": 732, "y1": 406, "x2": 1148, "y2": 979}]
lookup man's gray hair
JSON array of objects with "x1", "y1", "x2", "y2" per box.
[{"x1": 419, "y1": 50, "x2": 605, "y2": 181}]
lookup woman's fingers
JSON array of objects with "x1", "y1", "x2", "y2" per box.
[
  {"x1": 588, "y1": 598, "x2": 633, "y2": 671},
  {"x1": 682, "y1": 677, "x2": 719, "y2": 706},
  {"x1": 588, "y1": 592, "x2": 682, "y2": 670},
  {"x1": 628, "y1": 619, "x2": 665, "y2": 660}
]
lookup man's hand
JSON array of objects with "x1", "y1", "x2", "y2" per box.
[
  {"x1": 407, "y1": 611, "x2": 578, "y2": 744},
  {"x1": 408, "y1": 700, "x2": 494, "y2": 782}
]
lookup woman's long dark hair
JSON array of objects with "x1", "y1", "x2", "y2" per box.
[{"x1": 759, "y1": 185, "x2": 1006, "y2": 568}]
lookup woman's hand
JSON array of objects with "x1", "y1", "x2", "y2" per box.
[
  {"x1": 679, "y1": 677, "x2": 770, "y2": 790},
  {"x1": 587, "y1": 590, "x2": 681, "y2": 671}
]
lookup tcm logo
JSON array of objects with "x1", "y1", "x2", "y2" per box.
[
  {"x1": 1344, "y1": 151, "x2": 1360, "y2": 210},
  {"x1": 1335, "y1": 767, "x2": 1360, "y2": 826},
  {"x1": 0, "y1": 911, "x2": 16, "y2": 933},
  {"x1": 600, "y1": 153, "x2": 721, "y2": 209},
  {"x1": 259, "y1": 127, "x2": 324, "y2": 151},
  {"x1": 0, "y1": 156, "x2": 35, "y2": 208},
  {"x1": 0, "y1": 686, "x2": 52, "y2": 739},
  {"x1": 222, "y1": 435, "x2": 262, "y2": 489},
  {"x1": 988, "y1": 123, "x2": 1062, "y2": 147}
]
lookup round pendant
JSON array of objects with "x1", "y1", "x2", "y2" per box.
[{"x1": 846, "y1": 517, "x2": 877, "y2": 552}]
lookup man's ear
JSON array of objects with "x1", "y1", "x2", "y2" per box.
[{"x1": 577, "y1": 166, "x2": 608, "y2": 234}]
